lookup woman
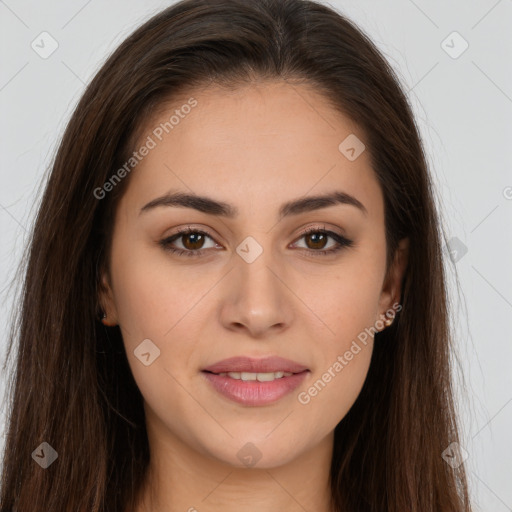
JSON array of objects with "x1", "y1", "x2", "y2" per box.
[{"x1": 0, "y1": 0, "x2": 472, "y2": 510}]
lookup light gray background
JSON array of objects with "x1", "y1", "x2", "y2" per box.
[{"x1": 1, "y1": 0, "x2": 511, "y2": 509}]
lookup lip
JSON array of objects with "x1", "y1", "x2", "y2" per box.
[
  {"x1": 202, "y1": 371, "x2": 309, "y2": 406},
  {"x1": 201, "y1": 356, "x2": 310, "y2": 406},
  {"x1": 202, "y1": 356, "x2": 309, "y2": 374}
]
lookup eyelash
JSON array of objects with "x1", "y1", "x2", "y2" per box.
[{"x1": 159, "y1": 225, "x2": 354, "y2": 258}]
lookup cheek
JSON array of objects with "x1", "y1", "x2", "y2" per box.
[
  {"x1": 110, "y1": 239, "x2": 210, "y2": 341},
  {"x1": 109, "y1": 241, "x2": 215, "y2": 396},
  {"x1": 109, "y1": 245, "x2": 206, "y2": 430},
  {"x1": 294, "y1": 252, "x2": 385, "y2": 341},
  {"x1": 295, "y1": 279, "x2": 377, "y2": 429},
  {"x1": 291, "y1": 252, "x2": 384, "y2": 421}
]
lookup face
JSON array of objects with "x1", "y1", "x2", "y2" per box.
[{"x1": 99, "y1": 80, "x2": 408, "y2": 469}]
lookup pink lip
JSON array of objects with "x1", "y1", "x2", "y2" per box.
[
  {"x1": 202, "y1": 371, "x2": 309, "y2": 406},
  {"x1": 201, "y1": 356, "x2": 310, "y2": 406},
  {"x1": 202, "y1": 356, "x2": 309, "y2": 374}
]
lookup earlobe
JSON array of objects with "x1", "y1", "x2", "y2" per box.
[{"x1": 99, "y1": 310, "x2": 118, "y2": 327}]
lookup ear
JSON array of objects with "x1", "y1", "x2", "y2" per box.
[
  {"x1": 97, "y1": 268, "x2": 119, "y2": 326},
  {"x1": 377, "y1": 237, "x2": 409, "y2": 320}
]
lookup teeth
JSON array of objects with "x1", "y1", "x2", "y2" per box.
[{"x1": 216, "y1": 371, "x2": 294, "y2": 381}]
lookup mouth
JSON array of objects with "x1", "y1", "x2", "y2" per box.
[
  {"x1": 201, "y1": 356, "x2": 310, "y2": 406},
  {"x1": 202, "y1": 355, "x2": 309, "y2": 374},
  {"x1": 203, "y1": 370, "x2": 298, "y2": 381}
]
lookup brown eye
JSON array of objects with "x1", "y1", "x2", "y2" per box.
[
  {"x1": 304, "y1": 232, "x2": 329, "y2": 250},
  {"x1": 293, "y1": 227, "x2": 354, "y2": 256},
  {"x1": 160, "y1": 226, "x2": 353, "y2": 259},
  {"x1": 159, "y1": 227, "x2": 218, "y2": 257},
  {"x1": 181, "y1": 232, "x2": 206, "y2": 250}
]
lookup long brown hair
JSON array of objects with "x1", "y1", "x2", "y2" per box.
[{"x1": 0, "y1": 0, "x2": 471, "y2": 510}]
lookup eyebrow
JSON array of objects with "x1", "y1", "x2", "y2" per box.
[{"x1": 139, "y1": 190, "x2": 368, "y2": 219}]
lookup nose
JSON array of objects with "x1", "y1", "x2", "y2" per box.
[{"x1": 219, "y1": 248, "x2": 294, "y2": 339}]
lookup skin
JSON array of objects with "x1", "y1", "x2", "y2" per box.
[{"x1": 99, "y1": 80, "x2": 409, "y2": 512}]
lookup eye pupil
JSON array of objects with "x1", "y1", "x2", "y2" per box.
[
  {"x1": 183, "y1": 233, "x2": 205, "y2": 250},
  {"x1": 306, "y1": 232, "x2": 327, "y2": 250}
]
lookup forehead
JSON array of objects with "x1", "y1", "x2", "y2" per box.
[{"x1": 118, "y1": 80, "x2": 383, "y2": 222}]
